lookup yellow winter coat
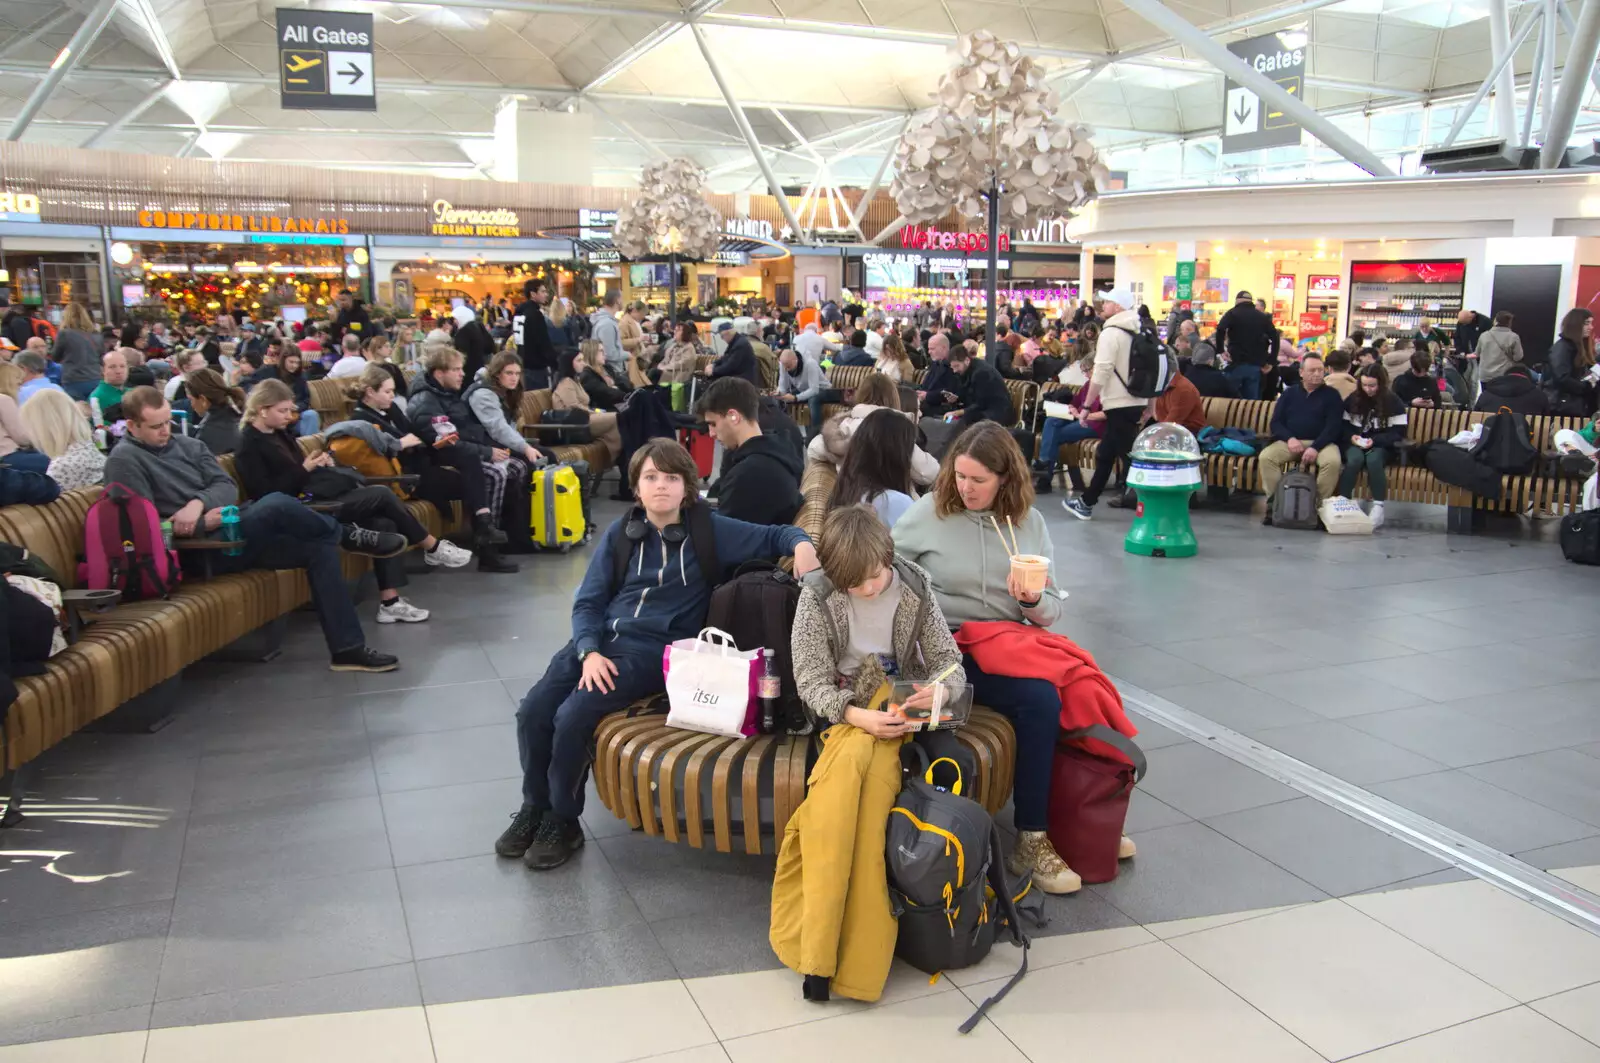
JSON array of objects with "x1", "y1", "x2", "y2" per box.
[{"x1": 769, "y1": 724, "x2": 906, "y2": 1002}]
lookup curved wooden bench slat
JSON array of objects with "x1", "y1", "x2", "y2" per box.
[
  {"x1": 659, "y1": 731, "x2": 727, "y2": 843},
  {"x1": 683, "y1": 735, "x2": 740, "y2": 849},
  {"x1": 590, "y1": 708, "x2": 1016, "y2": 853}
]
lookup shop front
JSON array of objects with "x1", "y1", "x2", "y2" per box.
[
  {"x1": 0, "y1": 189, "x2": 109, "y2": 322},
  {"x1": 854, "y1": 233, "x2": 1104, "y2": 326},
  {"x1": 110, "y1": 231, "x2": 363, "y2": 323},
  {"x1": 371, "y1": 198, "x2": 573, "y2": 317}
]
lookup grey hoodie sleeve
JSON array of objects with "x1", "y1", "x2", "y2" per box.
[
  {"x1": 323, "y1": 420, "x2": 403, "y2": 457},
  {"x1": 467, "y1": 388, "x2": 527, "y2": 451}
]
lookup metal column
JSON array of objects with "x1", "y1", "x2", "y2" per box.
[
  {"x1": 1542, "y1": 0, "x2": 1600, "y2": 166},
  {"x1": 1117, "y1": 0, "x2": 1397, "y2": 176},
  {"x1": 689, "y1": 23, "x2": 805, "y2": 240},
  {"x1": 6, "y1": 0, "x2": 120, "y2": 141},
  {"x1": 1521, "y1": 6, "x2": 1547, "y2": 151},
  {"x1": 1542, "y1": 0, "x2": 1560, "y2": 145},
  {"x1": 1488, "y1": 0, "x2": 1519, "y2": 140},
  {"x1": 1441, "y1": 11, "x2": 1540, "y2": 149}
]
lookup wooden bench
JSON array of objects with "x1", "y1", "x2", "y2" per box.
[
  {"x1": 516, "y1": 389, "x2": 623, "y2": 472},
  {"x1": 591, "y1": 706, "x2": 1018, "y2": 855},
  {"x1": 0, "y1": 434, "x2": 467, "y2": 815},
  {"x1": 308, "y1": 377, "x2": 351, "y2": 427},
  {"x1": 587, "y1": 454, "x2": 1019, "y2": 853},
  {"x1": 1043, "y1": 396, "x2": 1590, "y2": 527}
]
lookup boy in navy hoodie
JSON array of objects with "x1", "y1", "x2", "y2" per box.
[{"x1": 498, "y1": 437, "x2": 819, "y2": 870}]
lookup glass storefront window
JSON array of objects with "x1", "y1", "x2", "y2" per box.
[{"x1": 114, "y1": 241, "x2": 356, "y2": 319}]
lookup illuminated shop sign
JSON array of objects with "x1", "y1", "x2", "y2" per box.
[
  {"x1": 865, "y1": 252, "x2": 1009, "y2": 271},
  {"x1": 137, "y1": 210, "x2": 352, "y2": 235},
  {"x1": 898, "y1": 224, "x2": 1011, "y2": 253},
  {"x1": 586, "y1": 249, "x2": 621, "y2": 264},
  {"x1": 0, "y1": 191, "x2": 41, "y2": 223},
  {"x1": 724, "y1": 217, "x2": 773, "y2": 240},
  {"x1": 430, "y1": 200, "x2": 520, "y2": 238},
  {"x1": 245, "y1": 233, "x2": 346, "y2": 246}
]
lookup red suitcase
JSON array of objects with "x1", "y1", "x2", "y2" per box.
[{"x1": 680, "y1": 428, "x2": 715, "y2": 480}]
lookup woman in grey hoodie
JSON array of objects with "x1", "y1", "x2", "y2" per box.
[{"x1": 893, "y1": 422, "x2": 1095, "y2": 895}]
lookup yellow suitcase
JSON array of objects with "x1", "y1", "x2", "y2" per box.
[{"x1": 530, "y1": 463, "x2": 585, "y2": 552}]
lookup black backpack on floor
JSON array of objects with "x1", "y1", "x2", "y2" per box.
[
  {"x1": 888, "y1": 746, "x2": 1038, "y2": 1032},
  {"x1": 703, "y1": 560, "x2": 807, "y2": 734},
  {"x1": 1471, "y1": 407, "x2": 1538, "y2": 475}
]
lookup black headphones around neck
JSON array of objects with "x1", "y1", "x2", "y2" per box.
[{"x1": 623, "y1": 506, "x2": 688, "y2": 545}]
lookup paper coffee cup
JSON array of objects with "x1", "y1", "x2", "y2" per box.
[{"x1": 1011, "y1": 553, "x2": 1050, "y2": 596}]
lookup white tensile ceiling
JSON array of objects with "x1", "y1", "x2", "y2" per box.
[{"x1": 0, "y1": 0, "x2": 1589, "y2": 190}]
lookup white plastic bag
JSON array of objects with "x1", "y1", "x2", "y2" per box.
[
  {"x1": 1057, "y1": 361, "x2": 1089, "y2": 388},
  {"x1": 1319, "y1": 496, "x2": 1374, "y2": 535},
  {"x1": 663, "y1": 627, "x2": 759, "y2": 737},
  {"x1": 1448, "y1": 424, "x2": 1484, "y2": 449}
]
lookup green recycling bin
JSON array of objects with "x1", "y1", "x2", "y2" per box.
[{"x1": 1124, "y1": 423, "x2": 1203, "y2": 558}]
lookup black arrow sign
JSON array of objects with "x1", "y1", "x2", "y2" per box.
[
  {"x1": 1233, "y1": 97, "x2": 1253, "y2": 126},
  {"x1": 340, "y1": 62, "x2": 364, "y2": 85}
]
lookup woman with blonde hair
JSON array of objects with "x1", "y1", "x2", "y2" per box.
[
  {"x1": 55, "y1": 301, "x2": 103, "y2": 401},
  {"x1": 184, "y1": 368, "x2": 247, "y2": 456},
  {"x1": 0, "y1": 362, "x2": 47, "y2": 472},
  {"x1": 20, "y1": 387, "x2": 103, "y2": 489}
]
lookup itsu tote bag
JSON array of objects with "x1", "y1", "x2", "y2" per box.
[{"x1": 663, "y1": 626, "x2": 760, "y2": 737}]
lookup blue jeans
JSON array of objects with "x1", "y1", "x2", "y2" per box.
[
  {"x1": 62, "y1": 379, "x2": 96, "y2": 401},
  {"x1": 0, "y1": 449, "x2": 50, "y2": 474},
  {"x1": 964, "y1": 653, "x2": 1061, "y2": 832},
  {"x1": 206, "y1": 492, "x2": 365, "y2": 655},
  {"x1": 1036, "y1": 419, "x2": 1099, "y2": 466},
  {"x1": 516, "y1": 640, "x2": 665, "y2": 821},
  {"x1": 806, "y1": 389, "x2": 844, "y2": 437},
  {"x1": 1225, "y1": 363, "x2": 1262, "y2": 400},
  {"x1": 296, "y1": 409, "x2": 321, "y2": 437}
]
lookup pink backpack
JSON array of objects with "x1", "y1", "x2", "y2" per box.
[{"x1": 80, "y1": 482, "x2": 181, "y2": 600}]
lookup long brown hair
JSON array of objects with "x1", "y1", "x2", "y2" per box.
[
  {"x1": 932, "y1": 421, "x2": 1034, "y2": 523},
  {"x1": 829, "y1": 408, "x2": 915, "y2": 510},
  {"x1": 185, "y1": 368, "x2": 245, "y2": 413},
  {"x1": 1560, "y1": 308, "x2": 1596, "y2": 370},
  {"x1": 1074, "y1": 322, "x2": 1100, "y2": 363},
  {"x1": 486, "y1": 350, "x2": 524, "y2": 416},
  {"x1": 879, "y1": 332, "x2": 914, "y2": 379},
  {"x1": 1346, "y1": 363, "x2": 1392, "y2": 428},
  {"x1": 853, "y1": 371, "x2": 899, "y2": 409}
]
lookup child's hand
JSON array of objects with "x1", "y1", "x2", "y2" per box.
[
  {"x1": 843, "y1": 704, "x2": 913, "y2": 739},
  {"x1": 901, "y1": 683, "x2": 937, "y2": 712}
]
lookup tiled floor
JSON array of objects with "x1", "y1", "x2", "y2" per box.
[{"x1": 3, "y1": 497, "x2": 1599, "y2": 1060}]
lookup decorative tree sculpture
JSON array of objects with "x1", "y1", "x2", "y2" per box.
[
  {"x1": 611, "y1": 157, "x2": 724, "y2": 324},
  {"x1": 891, "y1": 31, "x2": 1109, "y2": 352}
]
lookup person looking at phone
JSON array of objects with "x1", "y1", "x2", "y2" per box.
[{"x1": 791, "y1": 504, "x2": 968, "y2": 746}]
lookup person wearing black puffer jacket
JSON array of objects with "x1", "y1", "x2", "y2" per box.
[
  {"x1": 406, "y1": 346, "x2": 520, "y2": 572},
  {"x1": 1475, "y1": 364, "x2": 1549, "y2": 416}
]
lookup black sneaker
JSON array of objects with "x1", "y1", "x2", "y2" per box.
[
  {"x1": 329, "y1": 646, "x2": 400, "y2": 673},
  {"x1": 495, "y1": 807, "x2": 542, "y2": 857},
  {"x1": 1262, "y1": 512, "x2": 1275, "y2": 526},
  {"x1": 523, "y1": 814, "x2": 584, "y2": 870},
  {"x1": 339, "y1": 524, "x2": 407, "y2": 558}
]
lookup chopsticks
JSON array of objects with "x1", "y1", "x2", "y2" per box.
[{"x1": 989, "y1": 515, "x2": 1020, "y2": 558}]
